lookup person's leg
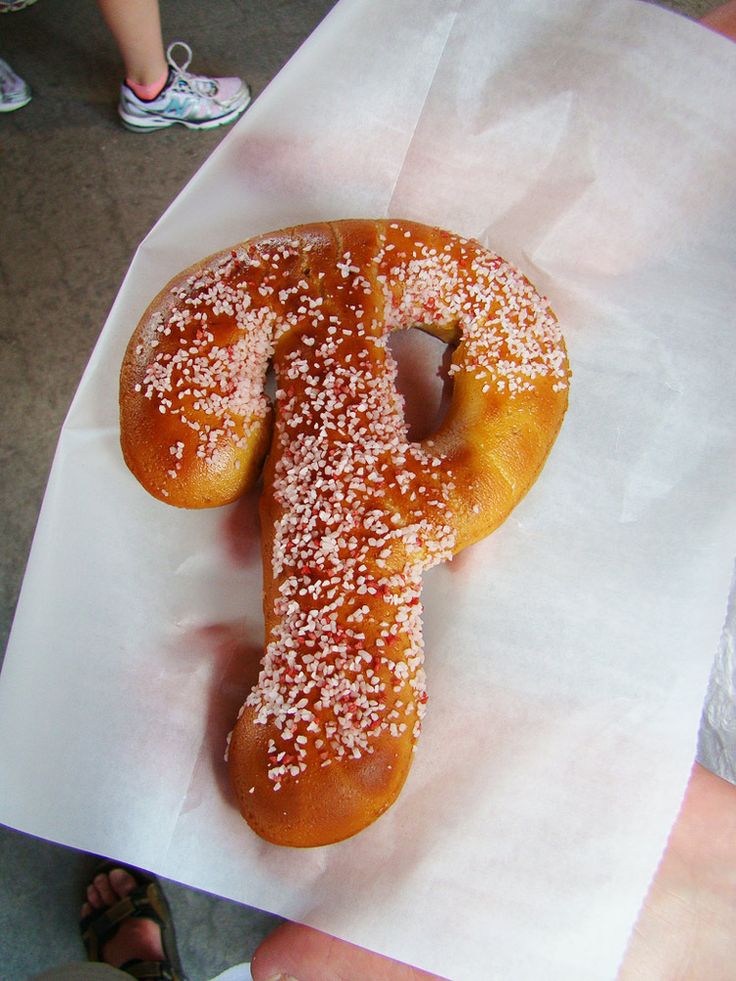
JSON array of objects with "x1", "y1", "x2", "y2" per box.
[
  {"x1": 95, "y1": 0, "x2": 167, "y2": 90},
  {"x1": 98, "y1": 0, "x2": 251, "y2": 132}
]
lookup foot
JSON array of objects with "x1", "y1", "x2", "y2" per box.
[
  {"x1": 0, "y1": 0, "x2": 40, "y2": 12},
  {"x1": 118, "y1": 41, "x2": 251, "y2": 133},
  {"x1": 81, "y1": 867, "x2": 165, "y2": 969},
  {"x1": 0, "y1": 57, "x2": 32, "y2": 113}
]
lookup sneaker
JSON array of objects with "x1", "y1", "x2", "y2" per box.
[
  {"x1": 0, "y1": 57, "x2": 31, "y2": 112},
  {"x1": 0, "y1": 0, "x2": 39, "y2": 11},
  {"x1": 118, "y1": 41, "x2": 251, "y2": 133}
]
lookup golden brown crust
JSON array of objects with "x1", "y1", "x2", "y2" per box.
[{"x1": 120, "y1": 219, "x2": 570, "y2": 846}]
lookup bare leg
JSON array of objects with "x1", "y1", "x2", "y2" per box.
[{"x1": 95, "y1": 0, "x2": 167, "y2": 87}]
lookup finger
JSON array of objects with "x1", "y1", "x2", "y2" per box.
[
  {"x1": 701, "y1": 0, "x2": 736, "y2": 41},
  {"x1": 251, "y1": 921, "x2": 447, "y2": 981},
  {"x1": 618, "y1": 763, "x2": 736, "y2": 979}
]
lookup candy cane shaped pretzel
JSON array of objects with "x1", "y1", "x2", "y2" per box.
[{"x1": 120, "y1": 219, "x2": 570, "y2": 847}]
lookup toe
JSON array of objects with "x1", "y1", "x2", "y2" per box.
[
  {"x1": 80, "y1": 901, "x2": 92, "y2": 919},
  {"x1": 108, "y1": 867, "x2": 138, "y2": 900},
  {"x1": 87, "y1": 883, "x2": 103, "y2": 909},
  {"x1": 94, "y1": 873, "x2": 117, "y2": 907}
]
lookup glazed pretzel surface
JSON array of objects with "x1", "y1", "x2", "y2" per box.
[{"x1": 120, "y1": 219, "x2": 569, "y2": 847}]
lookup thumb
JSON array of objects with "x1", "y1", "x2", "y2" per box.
[{"x1": 250, "y1": 921, "x2": 448, "y2": 981}]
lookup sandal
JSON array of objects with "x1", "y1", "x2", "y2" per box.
[{"x1": 80, "y1": 860, "x2": 187, "y2": 981}]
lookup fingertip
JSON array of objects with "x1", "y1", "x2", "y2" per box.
[
  {"x1": 250, "y1": 922, "x2": 308, "y2": 980},
  {"x1": 251, "y1": 920, "x2": 445, "y2": 981}
]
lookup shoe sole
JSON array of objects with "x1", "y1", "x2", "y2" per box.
[
  {"x1": 0, "y1": 0, "x2": 40, "y2": 11},
  {"x1": 119, "y1": 96, "x2": 251, "y2": 133},
  {"x1": 0, "y1": 93, "x2": 32, "y2": 112}
]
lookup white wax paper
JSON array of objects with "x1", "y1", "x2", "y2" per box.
[{"x1": 2, "y1": 1, "x2": 736, "y2": 978}]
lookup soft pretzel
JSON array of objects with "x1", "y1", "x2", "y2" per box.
[{"x1": 120, "y1": 219, "x2": 569, "y2": 847}]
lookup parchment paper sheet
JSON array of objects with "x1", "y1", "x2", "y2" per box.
[{"x1": 2, "y1": 1, "x2": 736, "y2": 978}]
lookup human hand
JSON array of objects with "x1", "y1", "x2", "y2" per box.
[
  {"x1": 250, "y1": 763, "x2": 736, "y2": 981},
  {"x1": 251, "y1": 919, "x2": 447, "y2": 981},
  {"x1": 618, "y1": 762, "x2": 736, "y2": 980},
  {"x1": 701, "y1": 0, "x2": 736, "y2": 40}
]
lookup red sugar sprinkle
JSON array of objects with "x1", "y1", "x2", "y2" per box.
[{"x1": 136, "y1": 225, "x2": 568, "y2": 786}]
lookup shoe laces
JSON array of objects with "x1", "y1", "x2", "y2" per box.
[{"x1": 165, "y1": 41, "x2": 225, "y2": 104}]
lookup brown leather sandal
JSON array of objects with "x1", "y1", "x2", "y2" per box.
[{"x1": 80, "y1": 861, "x2": 187, "y2": 981}]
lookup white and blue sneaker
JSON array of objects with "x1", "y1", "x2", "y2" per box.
[
  {"x1": 0, "y1": 1, "x2": 40, "y2": 12},
  {"x1": 118, "y1": 41, "x2": 251, "y2": 133},
  {"x1": 0, "y1": 57, "x2": 31, "y2": 112}
]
